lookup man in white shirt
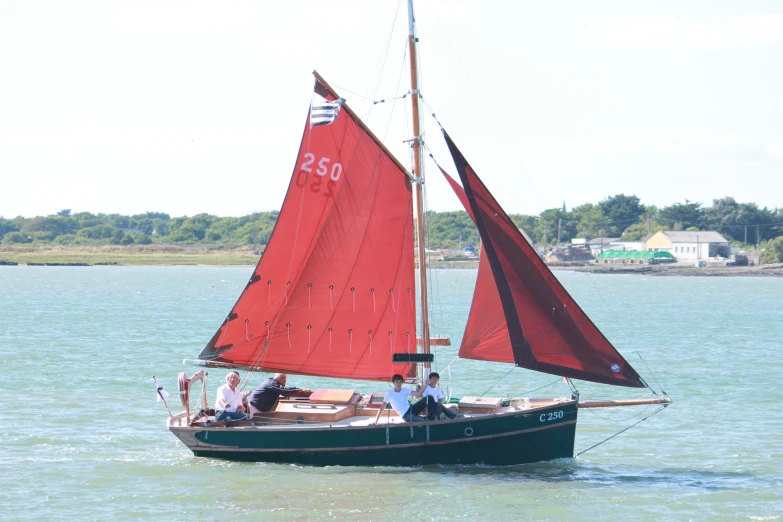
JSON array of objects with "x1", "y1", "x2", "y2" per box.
[
  {"x1": 372, "y1": 374, "x2": 435, "y2": 424},
  {"x1": 215, "y1": 371, "x2": 250, "y2": 422},
  {"x1": 422, "y1": 372, "x2": 457, "y2": 419}
]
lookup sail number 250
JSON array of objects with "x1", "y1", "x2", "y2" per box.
[
  {"x1": 300, "y1": 153, "x2": 343, "y2": 181},
  {"x1": 540, "y1": 411, "x2": 564, "y2": 422}
]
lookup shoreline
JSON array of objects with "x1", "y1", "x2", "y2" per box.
[
  {"x1": 2, "y1": 247, "x2": 782, "y2": 276},
  {"x1": 550, "y1": 263, "x2": 783, "y2": 277}
]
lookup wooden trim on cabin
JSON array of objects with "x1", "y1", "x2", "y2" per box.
[{"x1": 169, "y1": 400, "x2": 577, "y2": 433}]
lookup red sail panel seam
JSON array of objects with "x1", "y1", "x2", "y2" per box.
[
  {"x1": 347, "y1": 196, "x2": 415, "y2": 376},
  {"x1": 244, "y1": 121, "x2": 382, "y2": 359},
  {"x1": 292, "y1": 155, "x2": 386, "y2": 370},
  {"x1": 273, "y1": 130, "x2": 385, "y2": 315}
]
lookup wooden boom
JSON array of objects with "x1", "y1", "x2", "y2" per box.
[{"x1": 579, "y1": 397, "x2": 672, "y2": 409}]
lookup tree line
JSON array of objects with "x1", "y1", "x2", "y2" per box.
[
  {"x1": 0, "y1": 210, "x2": 278, "y2": 248},
  {"x1": 427, "y1": 195, "x2": 782, "y2": 253},
  {"x1": 2, "y1": 195, "x2": 782, "y2": 262}
]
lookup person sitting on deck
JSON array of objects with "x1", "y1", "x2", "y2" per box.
[
  {"x1": 215, "y1": 371, "x2": 251, "y2": 422},
  {"x1": 248, "y1": 373, "x2": 312, "y2": 417},
  {"x1": 422, "y1": 372, "x2": 458, "y2": 420},
  {"x1": 372, "y1": 374, "x2": 436, "y2": 424}
]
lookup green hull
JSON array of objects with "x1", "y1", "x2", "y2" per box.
[{"x1": 172, "y1": 401, "x2": 578, "y2": 466}]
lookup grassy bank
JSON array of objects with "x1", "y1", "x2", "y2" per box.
[
  {"x1": 0, "y1": 245, "x2": 485, "y2": 268},
  {"x1": 0, "y1": 245, "x2": 261, "y2": 266},
  {"x1": 3, "y1": 246, "x2": 781, "y2": 275}
]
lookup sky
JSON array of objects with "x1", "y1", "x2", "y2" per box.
[{"x1": 0, "y1": 0, "x2": 781, "y2": 219}]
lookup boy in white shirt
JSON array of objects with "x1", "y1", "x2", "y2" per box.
[
  {"x1": 422, "y1": 372, "x2": 457, "y2": 419},
  {"x1": 372, "y1": 374, "x2": 435, "y2": 424}
]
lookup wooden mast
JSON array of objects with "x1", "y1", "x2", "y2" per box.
[{"x1": 407, "y1": 0, "x2": 430, "y2": 371}]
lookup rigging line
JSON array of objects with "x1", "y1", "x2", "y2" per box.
[
  {"x1": 477, "y1": 365, "x2": 517, "y2": 401},
  {"x1": 331, "y1": 84, "x2": 411, "y2": 105},
  {"x1": 380, "y1": 41, "x2": 410, "y2": 145},
  {"x1": 419, "y1": 147, "x2": 440, "y2": 363},
  {"x1": 441, "y1": 355, "x2": 459, "y2": 402},
  {"x1": 635, "y1": 351, "x2": 667, "y2": 396},
  {"x1": 441, "y1": 355, "x2": 459, "y2": 374},
  {"x1": 656, "y1": 218, "x2": 783, "y2": 229},
  {"x1": 420, "y1": 154, "x2": 434, "y2": 332},
  {"x1": 580, "y1": 270, "x2": 659, "y2": 393},
  {"x1": 420, "y1": 0, "x2": 547, "y2": 213},
  {"x1": 374, "y1": 93, "x2": 412, "y2": 105},
  {"x1": 422, "y1": 141, "x2": 449, "y2": 177},
  {"x1": 359, "y1": 0, "x2": 403, "y2": 121},
  {"x1": 427, "y1": 189, "x2": 446, "y2": 345},
  {"x1": 431, "y1": 268, "x2": 445, "y2": 360},
  {"x1": 542, "y1": 215, "x2": 660, "y2": 227},
  {"x1": 365, "y1": 38, "x2": 409, "y2": 136},
  {"x1": 332, "y1": 84, "x2": 377, "y2": 102},
  {"x1": 575, "y1": 405, "x2": 668, "y2": 458},
  {"x1": 517, "y1": 378, "x2": 562, "y2": 396},
  {"x1": 420, "y1": 159, "x2": 445, "y2": 366},
  {"x1": 423, "y1": 178, "x2": 440, "y2": 368},
  {"x1": 420, "y1": 95, "x2": 445, "y2": 132}
]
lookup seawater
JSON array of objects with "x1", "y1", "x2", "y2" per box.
[{"x1": 0, "y1": 266, "x2": 781, "y2": 521}]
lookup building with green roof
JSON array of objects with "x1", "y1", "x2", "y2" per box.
[{"x1": 596, "y1": 250, "x2": 676, "y2": 264}]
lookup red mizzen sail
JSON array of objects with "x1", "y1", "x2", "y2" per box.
[
  {"x1": 441, "y1": 168, "x2": 514, "y2": 364},
  {"x1": 198, "y1": 75, "x2": 417, "y2": 381},
  {"x1": 442, "y1": 132, "x2": 645, "y2": 388}
]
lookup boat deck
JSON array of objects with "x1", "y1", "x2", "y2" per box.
[{"x1": 169, "y1": 391, "x2": 574, "y2": 430}]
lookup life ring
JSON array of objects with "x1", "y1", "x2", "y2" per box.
[{"x1": 178, "y1": 372, "x2": 190, "y2": 408}]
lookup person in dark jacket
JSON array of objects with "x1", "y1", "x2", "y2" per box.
[{"x1": 248, "y1": 373, "x2": 312, "y2": 416}]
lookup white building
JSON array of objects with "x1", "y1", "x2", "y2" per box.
[
  {"x1": 607, "y1": 240, "x2": 646, "y2": 252},
  {"x1": 646, "y1": 230, "x2": 730, "y2": 260}
]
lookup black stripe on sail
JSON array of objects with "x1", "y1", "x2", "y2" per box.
[
  {"x1": 442, "y1": 131, "x2": 535, "y2": 370},
  {"x1": 442, "y1": 130, "x2": 645, "y2": 388},
  {"x1": 311, "y1": 112, "x2": 338, "y2": 119},
  {"x1": 310, "y1": 98, "x2": 345, "y2": 126},
  {"x1": 313, "y1": 102, "x2": 342, "y2": 111}
]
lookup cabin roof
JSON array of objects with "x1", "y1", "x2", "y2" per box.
[{"x1": 662, "y1": 231, "x2": 728, "y2": 243}]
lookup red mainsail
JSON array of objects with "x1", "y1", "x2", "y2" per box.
[
  {"x1": 198, "y1": 77, "x2": 417, "y2": 381},
  {"x1": 442, "y1": 132, "x2": 645, "y2": 388}
]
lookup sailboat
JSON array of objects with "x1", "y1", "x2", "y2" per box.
[{"x1": 166, "y1": 1, "x2": 670, "y2": 466}]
